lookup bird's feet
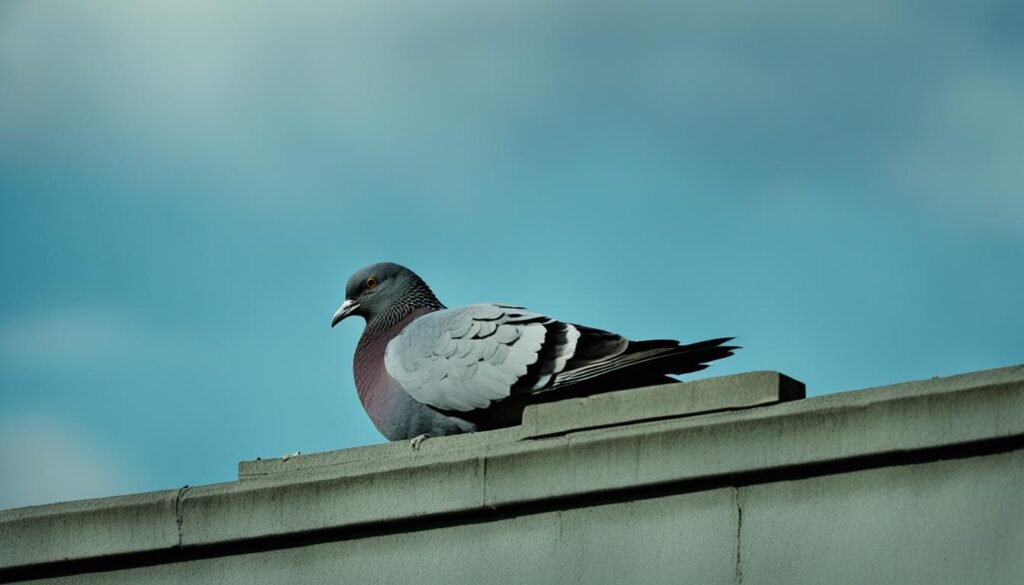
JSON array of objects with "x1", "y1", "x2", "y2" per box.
[{"x1": 409, "y1": 434, "x2": 431, "y2": 451}]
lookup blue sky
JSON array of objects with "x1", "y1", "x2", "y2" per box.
[{"x1": 1, "y1": 0, "x2": 1021, "y2": 509}]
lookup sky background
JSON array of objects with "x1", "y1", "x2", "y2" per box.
[{"x1": 1, "y1": 0, "x2": 1021, "y2": 510}]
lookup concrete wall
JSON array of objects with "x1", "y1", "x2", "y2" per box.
[{"x1": 1, "y1": 367, "x2": 1022, "y2": 584}]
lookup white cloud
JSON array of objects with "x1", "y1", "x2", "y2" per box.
[
  {"x1": 0, "y1": 1, "x2": 559, "y2": 209},
  {"x1": 0, "y1": 415, "x2": 144, "y2": 510},
  {"x1": 0, "y1": 0, "x2": 1021, "y2": 233}
]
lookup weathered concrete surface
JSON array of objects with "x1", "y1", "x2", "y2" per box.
[
  {"x1": 1, "y1": 365, "x2": 1021, "y2": 584},
  {"x1": 520, "y1": 370, "x2": 805, "y2": 438},
  {"x1": 237, "y1": 427, "x2": 521, "y2": 480},
  {"x1": 0, "y1": 490, "x2": 180, "y2": 570},
  {"x1": 182, "y1": 452, "x2": 487, "y2": 546},
  {"x1": 30, "y1": 490, "x2": 740, "y2": 585},
  {"x1": 21, "y1": 453, "x2": 1024, "y2": 585},
  {"x1": 740, "y1": 449, "x2": 1024, "y2": 585},
  {"x1": 483, "y1": 363, "x2": 1022, "y2": 506}
]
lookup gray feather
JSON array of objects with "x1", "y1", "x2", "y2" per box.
[{"x1": 385, "y1": 304, "x2": 555, "y2": 412}]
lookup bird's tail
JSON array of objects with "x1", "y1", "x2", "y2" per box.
[{"x1": 551, "y1": 337, "x2": 738, "y2": 391}]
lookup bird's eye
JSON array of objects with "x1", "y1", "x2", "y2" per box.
[{"x1": 365, "y1": 276, "x2": 378, "y2": 289}]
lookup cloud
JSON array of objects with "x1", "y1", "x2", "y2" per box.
[
  {"x1": 0, "y1": 414, "x2": 144, "y2": 510},
  {"x1": 0, "y1": 0, "x2": 1021, "y2": 234},
  {"x1": 0, "y1": 307, "x2": 179, "y2": 368}
]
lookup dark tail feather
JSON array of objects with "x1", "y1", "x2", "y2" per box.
[
  {"x1": 654, "y1": 337, "x2": 738, "y2": 375},
  {"x1": 551, "y1": 337, "x2": 738, "y2": 391}
]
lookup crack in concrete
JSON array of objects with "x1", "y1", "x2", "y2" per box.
[
  {"x1": 481, "y1": 455, "x2": 489, "y2": 509},
  {"x1": 174, "y1": 485, "x2": 191, "y2": 548},
  {"x1": 734, "y1": 486, "x2": 744, "y2": 585}
]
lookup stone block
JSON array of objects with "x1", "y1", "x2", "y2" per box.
[{"x1": 520, "y1": 370, "x2": 805, "y2": 438}]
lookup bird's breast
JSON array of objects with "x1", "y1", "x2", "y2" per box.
[{"x1": 352, "y1": 309, "x2": 434, "y2": 439}]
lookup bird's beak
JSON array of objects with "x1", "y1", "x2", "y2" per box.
[{"x1": 331, "y1": 299, "x2": 360, "y2": 327}]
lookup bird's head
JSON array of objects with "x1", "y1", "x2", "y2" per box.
[{"x1": 331, "y1": 262, "x2": 439, "y2": 327}]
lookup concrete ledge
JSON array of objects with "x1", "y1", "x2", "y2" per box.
[
  {"x1": 181, "y1": 453, "x2": 486, "y2": 546},
  {"x1": 484, "y1": 365, "x2": 1022, "y2": 506},
  {"x1": 520, "y1": 370, "x2": 805, "y2": 438},
  {"x1": 1, "y1": 365, "x2": 1021, "y2": 577},
  {"x1": 0, "y1": 490, "x2": 180, "y2": 570},
  {"x1": 237, "y1": 427, "x2": 521, "y2": 480}
]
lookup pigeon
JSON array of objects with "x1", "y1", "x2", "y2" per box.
[{"x1": 331, "y1": 262, "x2": 736, "y2": 445}]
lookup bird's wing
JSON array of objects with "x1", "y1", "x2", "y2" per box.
[{"x1": 385, "y1": 304, "x2": 614, "y2": 412}]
